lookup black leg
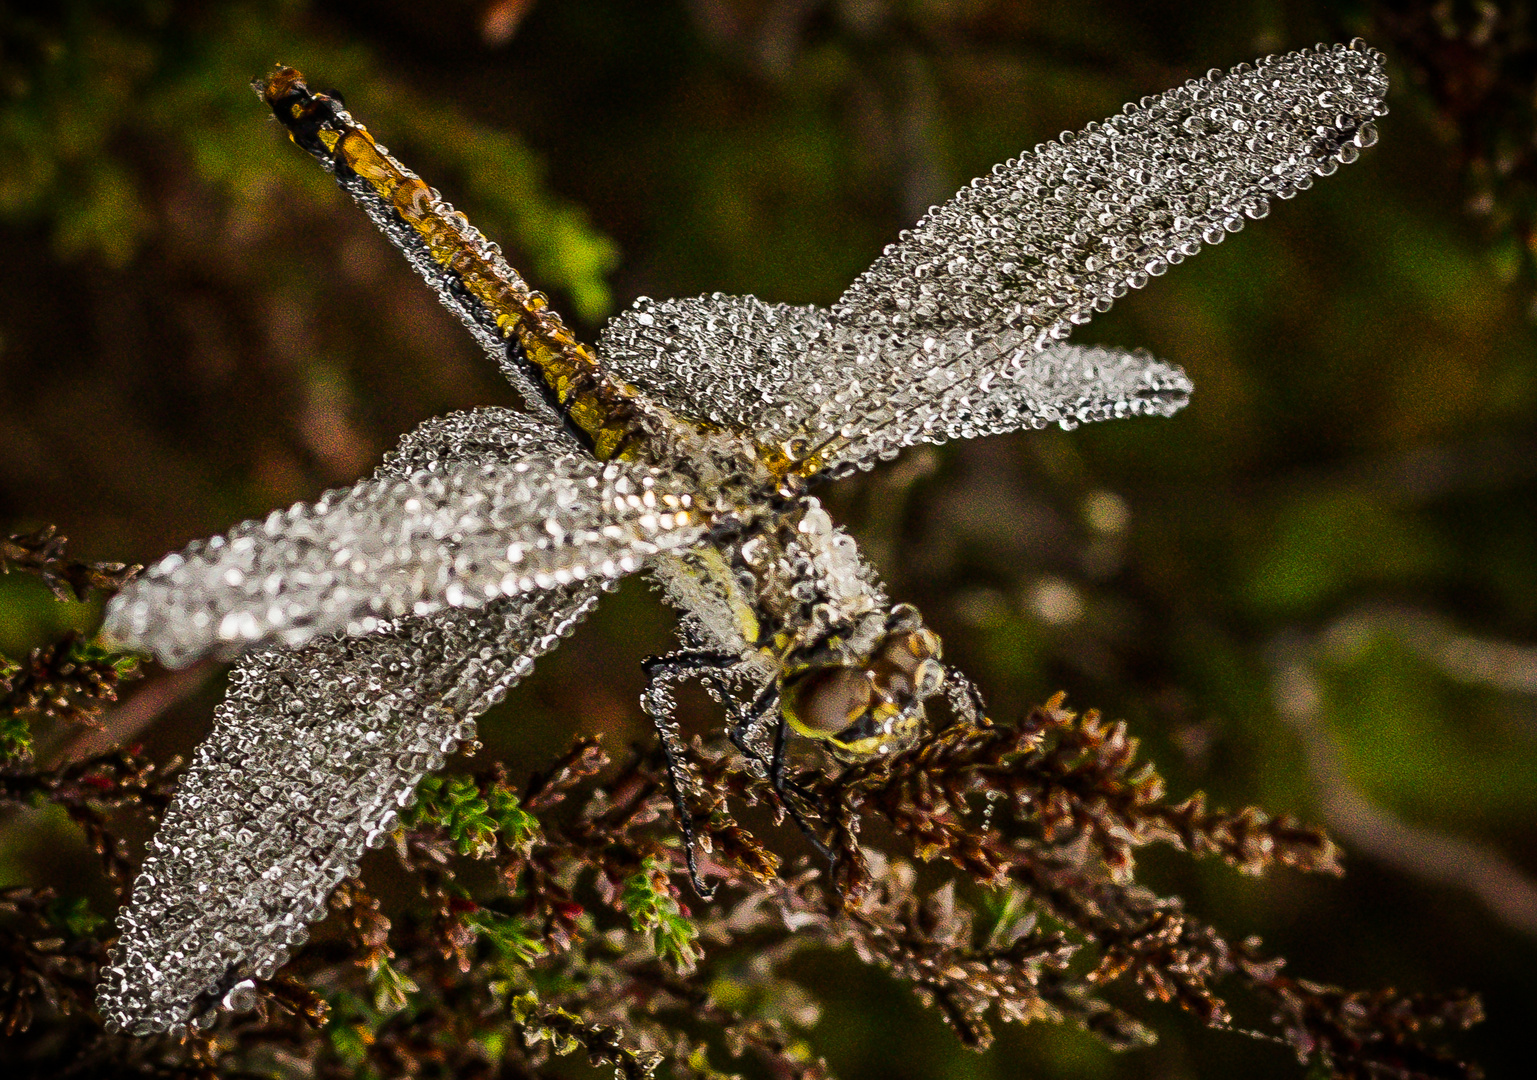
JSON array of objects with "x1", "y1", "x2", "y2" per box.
[
  {"x1": 719, "y1": 681, "x2": 834, "y2": 862},
  {"x1": 772, "y1": 730, "x2": 835, "y2": 861},
  {"x1": 723, "y1": 680, "x2": 779, "y2": 771},
  {"x1": 769, "y1": 701, "x2": 791, "y2": 785},
  {"x1": 641, "y1": 650, "x2": 740, "y2": 678},
  {"x1": 640, "y1": 650, "x2": 739, "y2": 898},
  {"x1": 642, "y1": 649, "x2": 837, "y2": 884}
]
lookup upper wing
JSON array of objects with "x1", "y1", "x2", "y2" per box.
[
  {"x1": 596, "y1": 46, "x2": 1381, "y2": 475},
  {"x1": 794, "y1": 42, "x2": 1384, "y2": 472},
  {"x1": 596, "y1": 297, "x2": 1189, "y2": 466},
  {"x1": 597, "y1": 292, "x2": 829, "y2": 435},
  {"x1": 96, "y1": 580, "x2": 606, "y2": 1035},
  {"x1": 834, "y1": 43, "x2": 1386, "y2": 339},
  {"x1": 787, "y1": 331, "x2": 1196, "y2": 473},
  {"x1": 886, "y1": 343, "x2": 1191, "y2": 448},
  {"x1": 104, "y1": 408, "x2": 717, "y2": 668}
]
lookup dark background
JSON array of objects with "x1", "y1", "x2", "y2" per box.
[{"x1": 3, "y1": 1, "x2": 1535, "y2": 1077}]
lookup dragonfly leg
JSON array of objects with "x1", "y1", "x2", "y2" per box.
[
  {"x1": 769, "y1": 709, "x2": 836, "y2": 862},
  {"x1": 642, "y1": 652, "x2": 836, "y2": 884},
  {"x1": 718, "y1": 683, "x2": 835, "y2": 862},
  {"x1": 641, "y1": 650, "x2": 739, "y2": 898},
  {"x1": 721, "y1": 680, "x2": 778, "y2": 773}
]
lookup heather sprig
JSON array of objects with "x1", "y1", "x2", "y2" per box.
[
  {"x1": 621, "y1": 856, "x2": 704, "y2": 972},
  {"x1": 1, "y1": 525, "x2": 143, "y2": 761},
  {"x1": 0, "y1": 711, "x2": 1484, "y2": 1079},
  {"x1": 0, "y1": 633, "x2": 142, "y2": 759},
  {"x1": 1, "y1": 526, "x2": 138, "y2": 603}
]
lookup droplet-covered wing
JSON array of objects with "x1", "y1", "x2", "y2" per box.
[
  {"x1": 95, "y1": 580, "x2": 605, "y2": 1035},
  {"x1": 597, "y1": 292, "x2": 830, "y2": 436},
  {"x1": 896, "y1": 343, "x2": 1192, "y2": 445},
  {"x1": 104, "y1": 410, "x2": 717, "y2": 668},
  {"x1": 597, "y1": 297, "x2": 1189, "y2": 466},
  {"x1": 96, "y1": 409, "x2": 611, "y2": 1033},
  {"x1": 785, "y1": 43, "x2": 1386, "y2": 472}
]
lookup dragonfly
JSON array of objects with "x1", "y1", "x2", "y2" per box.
[{"x1": 94, "y1": 42, "x2": 1387, "y2": 1036}]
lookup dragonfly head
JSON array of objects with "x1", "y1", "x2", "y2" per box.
[{"x1": 782, "y1": 604, "x2": 945, "y2": 761}]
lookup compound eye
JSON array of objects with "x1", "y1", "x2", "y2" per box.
[
  {"x1": 913, "y1": 658, "x2": 945, "y2": 699},
  {"x1": 790, "y1": 667, "x2": 873, "y2": 738}
]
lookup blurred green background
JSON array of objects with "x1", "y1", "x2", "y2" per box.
[{"x1": 3, "y1": 0, "x2": 1535, "y2": 1076}]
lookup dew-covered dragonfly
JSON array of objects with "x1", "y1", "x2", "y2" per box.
[{"x1": 95, "y1": 42, "x2": 1386, "y2": 1035}]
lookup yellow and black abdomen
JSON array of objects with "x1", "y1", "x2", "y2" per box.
[{"x1": 257, "y1": 66, "x2": 653, "y2": 463}]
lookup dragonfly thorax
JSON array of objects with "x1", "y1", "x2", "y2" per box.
[{"x1": 653, "y1": 494, "x2": 945, "y2": 762}]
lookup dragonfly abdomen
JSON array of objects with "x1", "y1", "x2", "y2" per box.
[{"x1": 256, "y1": 67, "x2": 660, "y2": 463}]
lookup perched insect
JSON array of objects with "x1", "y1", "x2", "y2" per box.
[{"x1": 95, "y1": 43, "x2": 1387, "y2": 1035}]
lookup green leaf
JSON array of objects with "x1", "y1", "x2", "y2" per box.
[
  {"x1": 46, "y1": 894, "x2": 104, "y2": 936},
  {"x1": 620, "y1": 856, "x2": 702, "y2": 972},
  {"x1": 328, "y1": 1021, "x2": 373, "y2": 1070},
  {"x1": 365, "y1": 954, "x2": 418, "y2": 1016},
  {"x1": 467, "y1": 907, "x2": 546, "y2": 967},
  {"x1": 405, "y1": 773, "x2": 542, "y2": 858},
  {"x1": 0, "y1": 711, "x2": 31, "y2": 761}
]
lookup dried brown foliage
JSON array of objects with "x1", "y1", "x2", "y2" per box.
[
  {"x1": 0, "y1": 659, "x2": 1483, "y2": 1079},
  {"x1": 1, "y1": 631, "x2": 141, "y2": 732},
  {"x1": 1, "y1": 526, "x2": 138, "y2": 603},
  {"x1": 0, "y1": 888, "x2": 109, "y2": 1039},
  {"x1": 817, "y1": 695, "x2": 1481, "y2": 1078},
  {"x1": 2, "y1": 526, "x2": 143, "y2": 760},
  {"x1": 0, "y1": 748, "x2": 177, "y2": 891},
  {"x1": 1237, "y1": 945, "x2": 1485, "y2": 1080}
]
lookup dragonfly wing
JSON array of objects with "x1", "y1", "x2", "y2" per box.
[
  {"x1": 105, "y1": 408, "x2": 716, "y2": 668},
  {"x1": 96, "y1": 579, "x2": 605, "y2": 1034},
  {"x1": 596, "y1": 296, "x2": 1190, "y2": 468},
  {"x1": 597, "y1": 292, "x2": 831, "y2": 441},
  {"x1": 794, "y1": 43, "x2": 1385, "y2": 471},
  {"x1": 891, "y1": 343, "x2": 1192, "y2": 447},
  {"x1": 778, "y1": 332, "x2": 1195, "y2": 472}
]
